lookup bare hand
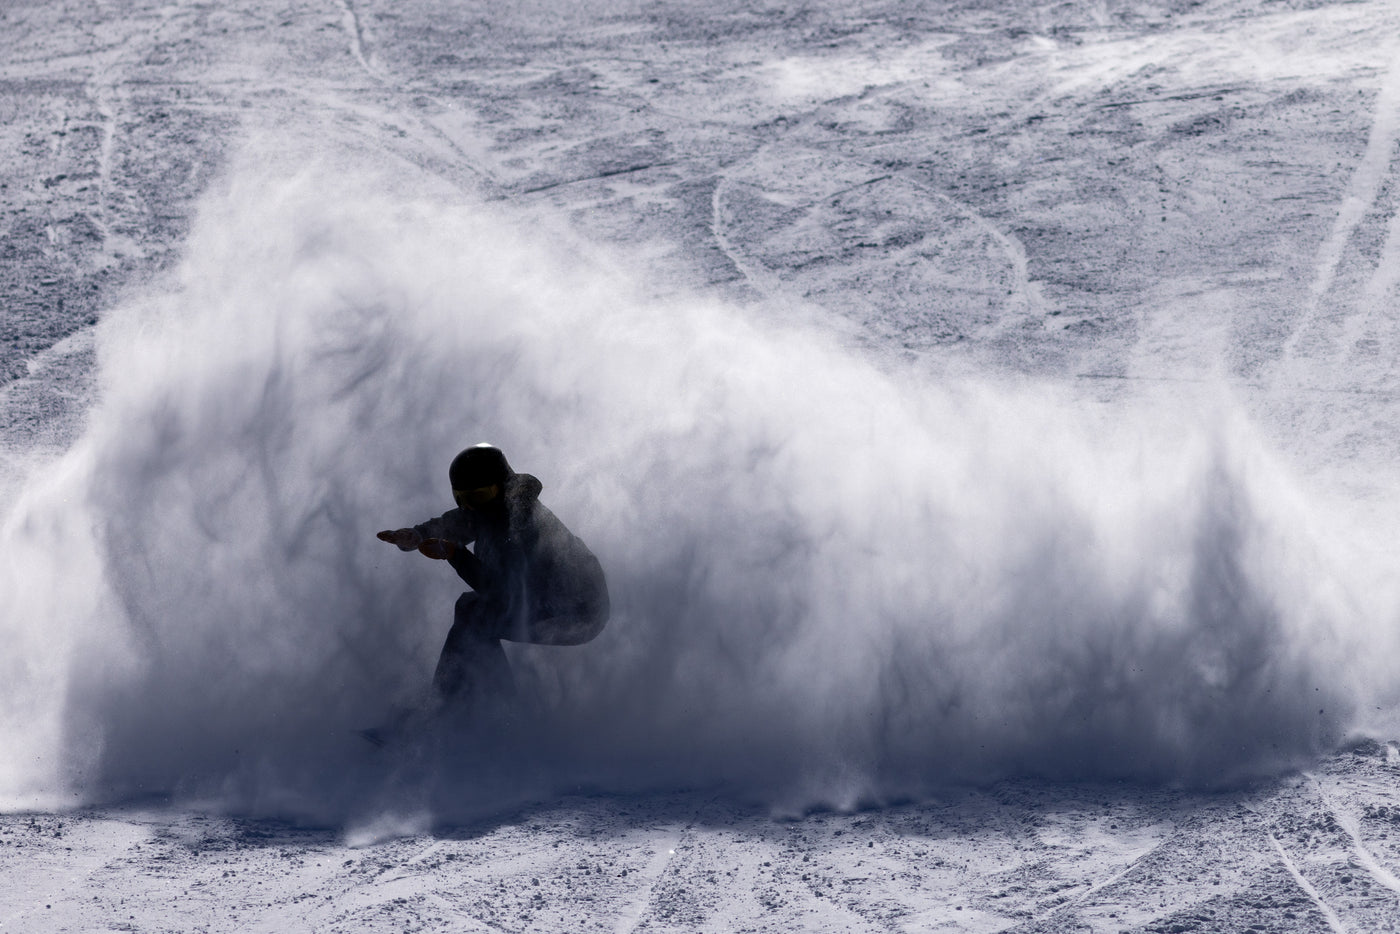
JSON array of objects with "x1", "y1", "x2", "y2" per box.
[
  {"x1": 377, "y1": 528, "x2": 422, "y2": 551},
  {"x1": 417, "y1": 538, "x2": 456, "y2": 560}
]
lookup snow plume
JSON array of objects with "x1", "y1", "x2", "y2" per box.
[{"x1": 0, "y1": 152, "x2": 1387, "y2": 820}]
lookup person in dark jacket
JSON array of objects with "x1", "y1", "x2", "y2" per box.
[{"x1": 377, "y1": 444, "x2": 609, "y2": 715}]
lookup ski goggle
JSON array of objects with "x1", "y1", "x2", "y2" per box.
[{"x1": 453, "y1": 485, "x2": 500, "y2": 509}]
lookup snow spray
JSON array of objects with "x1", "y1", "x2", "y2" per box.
[{"x1": 0, "y1": 150, "x2": 1392, "y2": 820}]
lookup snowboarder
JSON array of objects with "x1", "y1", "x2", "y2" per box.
[{"x1": 376, "y1": 444, "x2": 609, "y2": 720}]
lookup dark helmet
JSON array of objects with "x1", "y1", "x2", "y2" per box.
[{"x1": 449, "y1": 443, "x2": 512, "y2": 490}]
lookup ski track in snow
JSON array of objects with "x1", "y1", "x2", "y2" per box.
[
  {"x1": 320, "y1": 0, "x2": 502, "y2": 196},
  {"x1": 1364, "y1": 199, "x2": 1400, "y2": 306},
  {"x1": 1266, "y1": 829, "x2": 1350, "y2": 934},
  {"x1": 1309, "y1": 772, "x2": 1400, "y2": 900},
  {"x1": 710, "y1": 168, "x2": 782, "y2": 301},
  {"x1": 1036, "y1": 834, "x2": 1168, "y2": 923},
  {"x1": 335, "y1": 0, "x2": 379, "y2": 80},
  {"x1": 611, "y1": 829, "x2": 681, "y2": 934},
  {"x1": 890, "y1": 165, "x2": 1043, "y2": 329},
  {"x1": 709, "y1": 143, "x2": 1038, "y2": 341},
  {"x1": 1286, "y1": 38, "x2": 1400, "y2": 361}
]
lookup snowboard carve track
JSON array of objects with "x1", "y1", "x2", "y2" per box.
[
  {"x1": 335, "y1": 0, "x2": 378, "y2": 80},
  {"x1": 324, "y1": 0, "x2": 501, "y2": 196},
  {"x1": 885, "y1": 167, "x2": 1039, "y2": 319},
  {"x1": 1366, "y1": 202, "x2": 1400, "y2": 307},
  {"x1": 1308, "y1": 772, "x2": 1400, "y2": 901},
  {"x1": 1041, "y1": 835, "x2": 1169, "y2": 922},
  {"x1": 612, "y1": 829, "x2": 681, "y2": 934},
  {"x1": 710, "y1": 144, "x2": 1039, "y2": 338},
  {"x1": 374, "y1": 841, "x2": 446, "y2": 885},
  {"x1": 1286, "y1": 39, "x2": 1400, "y2": 359},
  {"x1": 1266, "y1": 830, "x2": 1349, "y2": 934},
  {"x1": 520, "y1": 161, "x2": 679, "y2": 196},
  {"x1": 710, "y1": 168, "x2": 782, "y2": 302}
]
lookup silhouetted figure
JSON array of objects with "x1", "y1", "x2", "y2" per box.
[{"x1": 377, "y1": 444, "x2": 609, "y2": 720}]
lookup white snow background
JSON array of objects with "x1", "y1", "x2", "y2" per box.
[{"x1": 3, "y1": 142, "x2": 1395, "y2": 827}]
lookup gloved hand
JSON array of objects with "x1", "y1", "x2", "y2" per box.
[
  {"x1": 377, "y1": 528, "x2": 422, "y2": 551},
  {"x1": 417, "y1": 538, "x2": 456, "y2": 560}
]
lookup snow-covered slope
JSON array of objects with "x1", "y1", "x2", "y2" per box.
[{"x1": 3, "y1": 0, "x2": 1400, "y2": 930}]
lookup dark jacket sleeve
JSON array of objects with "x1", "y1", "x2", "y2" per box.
[
  {"x1": 413, "y1": 508, "x2": 478, "y2": 546},
  {"x1": 446, "y1": 547, "x2": 484, "y2": 590},
  {"x1": 413, "y1": 509, "x2": 483, "y2": 588}
]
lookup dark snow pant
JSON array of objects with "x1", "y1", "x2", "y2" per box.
[{"x1": 431, "y1": 590, "x2": 608, "y2": 711}]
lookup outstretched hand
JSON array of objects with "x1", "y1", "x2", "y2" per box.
[
  {"x1": 376, "y1": 528, "x2": 455, "y2": 560},
  {"x1": 377, "y1": 528, "x2": 422, "y2": 551}
]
